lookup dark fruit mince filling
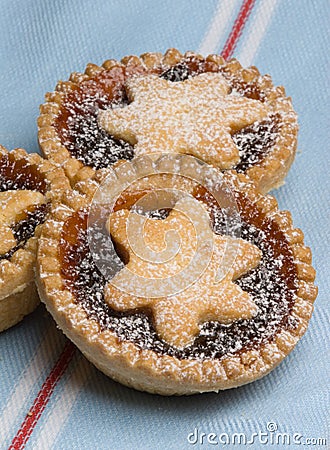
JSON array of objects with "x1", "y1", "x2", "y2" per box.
[
  {"x1": 0, "y1": 152, "x2": 47, "y2": 194},
  {"x1": 55, "y1": 65, "x2": 146, "y2": 170},
  {"x1": 0, "y1": 152, "x2": 49, "y2": 259},
  {"x1": 0, "y1": 204, "x2": 49, "y2": 260},
  {"x1": 233, "y1": 114, "x2": 279, "y2": 173},
  {"x1": 54, "y1": 56, "x2": 279, "y2": 172},
  {"x1": 59, "y1": 188, "x2": 298, "y2": 361}
]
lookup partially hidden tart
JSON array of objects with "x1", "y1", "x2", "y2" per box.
[
  {"x1": 36, "y1": 160, "x2": 317, "y2": 395},
  {"x1": 38, "y1": 48, "x2": 298, "y2": 194},
  {"x1": 0, "y1": 145, "x2": 70, "y2": 332}
]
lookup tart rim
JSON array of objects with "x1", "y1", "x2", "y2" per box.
[
  {"x1": 0, "y1": 145, "x2": 70, "y2": 331},
  {"x1": 36, "y1": 169, "x2": 317, "y2": 395},
  {"x1": 37, "y1": 48, "x2": 298, "y2": 194}
]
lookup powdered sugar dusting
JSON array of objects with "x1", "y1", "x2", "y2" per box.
[
  {"x1": 104, "y1": 203, "x2": 261, "y2": 349},
  {"x1": 55, "y1": 57, "x2": 281, "y2": 173},
  {"x1": 233, "y1": 114, "x2": 279, "y2": 172},
  {"x1": 60, "y1": 192, "x2": 298, "y2": 360},
  {"x1": 98, "y1": 73, "x2": 269, "y2": 169},
  {"x1": 0, "y1": 154, "x2": 49, "y2": 259},
  {"x1": 0, "y1": 204, "x2": 48, "y2": 260},
  {"x1": 59, "y1": 92, "x2": 134, "y2": 169}
]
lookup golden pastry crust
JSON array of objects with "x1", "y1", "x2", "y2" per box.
[
  {"x1": 105, "y1": 204, "x2": 262, "y2": 349},
  {"x1": 98, "y1": 72, "x2": 269, "y2": 168},
  {"x1": 0, "y1": 282, "x2": 39, "y2": 332},
  {"x1": 0, "y1": 145, "x2": 70, "y2": 332},
  {"x1": 36, "y1": 161, "x2": 317, "y2": 395},
  {"x1": 38, "y1": 49, "x2": 298, "y2": 193}
]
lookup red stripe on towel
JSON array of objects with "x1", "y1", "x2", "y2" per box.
[
  {"x1": 222, "y1": 0, "x2": 256, "y2": 60},
  {"x1": 9, "y1": 341, "x2": 76, "y2": 450},
  {"x1": 7, "y1": 3, "x2": 259, "y2": 447}
]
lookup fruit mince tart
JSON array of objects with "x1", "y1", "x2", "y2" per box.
[
  {"x1": 36, "y1": 155, "x2": 317, "y2": 395},
  {"x1": 0, "y1": 145, "x2": 70, "y2": 332},
  {"x1": 38, "y1": 48, "x2": 298, "y2": 194}
]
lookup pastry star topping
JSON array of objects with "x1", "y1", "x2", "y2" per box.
[
  {"x1": 98, "y1": 72, "x2": 269, "y2": 169},
  {"x1": 0, "y1": 190, "x2": 46, "y2": 255},
  {"x1": 104, "y1": 201, "x2": 262, "y2": 349}
]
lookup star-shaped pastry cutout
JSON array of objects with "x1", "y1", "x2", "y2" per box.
[
  {"x1": 104, "y1": 198, "x2": 262, "y2": 349},
  {"x1": 0, "y1": 190, "x2": 46, "y2": 255},
  {"x1": 98, "y1": 72, "x2": 269, "y2": 169}
]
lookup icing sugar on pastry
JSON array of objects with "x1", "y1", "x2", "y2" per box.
[
  {"x1": 105, "y1": 196, "x2": 262, "y2": 349},
  {"x1": 98, "y1": 72, "x2": 269, "y2": 169},
  {"x1": 37, "y1": 163, "x2": 317, "y2": 395},
  {"x1": 0, "y1": 190, "x2": 45, "y2": 255}
]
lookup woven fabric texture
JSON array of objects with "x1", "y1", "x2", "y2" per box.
[{"x1": 0, "y1": 0, "x2": 329, "y2": 449}]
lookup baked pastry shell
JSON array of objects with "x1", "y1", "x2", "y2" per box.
[
  {"x1": 36, "y1": 170, "x2": 317, "y2": 395},
  {"x1": 38, "y1": 48, "x2": 298, "y2": 194},
  {"x1": 0, "y1": 145, "x2": 70, "y2": 331}
]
